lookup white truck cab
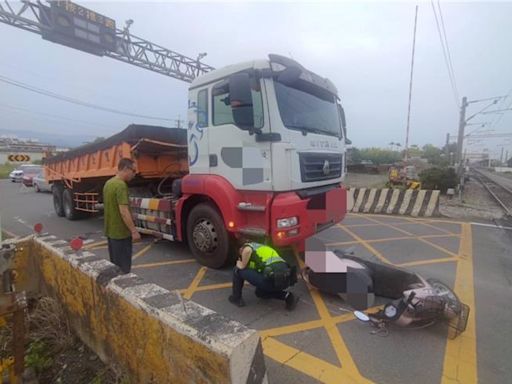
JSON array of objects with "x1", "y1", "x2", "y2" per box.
[{"x1": 187, "y1": 54, "x2": 348, "y2": 192}]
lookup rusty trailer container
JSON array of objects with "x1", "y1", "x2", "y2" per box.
[{"x1": 44, "y1": 125, "x2": 188, "y2": 220}]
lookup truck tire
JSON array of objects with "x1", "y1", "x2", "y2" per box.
[
  {"x1": 186, "y1": 203, "x2": 230, "y2": 268},
  {"x1": 63, "y1": 189, "x2": 81, "y2": 220},
  {"x1": 52, "y1": 184, "x2": 65, "y2": 217}
]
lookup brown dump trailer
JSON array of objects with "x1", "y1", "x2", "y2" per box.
[{"x1": 44, "y1": 124, "x2": 188, "y2": 220}]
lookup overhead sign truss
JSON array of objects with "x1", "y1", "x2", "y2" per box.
[{"x1": 0, "y1": 0, "x2": 214, "y2": 82}]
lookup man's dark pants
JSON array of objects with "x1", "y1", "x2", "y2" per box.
[
  {"x1": 107, "y1": 237, "x2": 132, "y2": 274},
  {"x1": 232, "y1": 267, "x2": 287, "y2": 300}
]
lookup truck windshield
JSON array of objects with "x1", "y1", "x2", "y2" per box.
[{"x1": 274, "y1": 81, "x2": 341, "y2": 137}]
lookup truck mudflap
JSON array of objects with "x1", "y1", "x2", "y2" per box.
[{"x1": 271, "y1": 184, "x2": 347, "y2": 247}]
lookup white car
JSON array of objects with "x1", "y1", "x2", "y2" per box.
[
  {"x1": 9, "y1": 164, "x2": 41, "y2": 183},
  {"x1": 9, "y1": 169, "x2": 23, "y2": 182}
]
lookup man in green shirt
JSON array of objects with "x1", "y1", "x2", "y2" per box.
[{"x1": 103, "y1": 158, "x2": 140, "y2": 273}]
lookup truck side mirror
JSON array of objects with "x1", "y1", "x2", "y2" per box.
[
  {"x1": 337, "y1": 104, "x2": 351, "y2": 144},
  {"x1": 229, "y1": 72, "x2": 254, "y2": 130}
]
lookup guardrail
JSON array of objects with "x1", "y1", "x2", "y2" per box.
[{"x1": 347, "y1": 188, "x2": 440, "y2": 216}]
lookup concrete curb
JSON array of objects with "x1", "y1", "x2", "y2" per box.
[
  {"x1": 12, "y1": 235, "x2": 267, "y2": 384},
  {"x1": 347, "y1": 188, "x2": 440, "y2": 217}
]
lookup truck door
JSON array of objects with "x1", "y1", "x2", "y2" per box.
[{"x1": 208, "y1": 72, "x2": 272, "y2": 191}]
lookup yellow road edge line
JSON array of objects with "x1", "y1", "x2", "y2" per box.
[
  {"x1": 337, "y1": 225, "x2": 394, "y2": 265},
  {"x1": 133, "y1": 258, "x2": 195, "y2": 269},
  {"x1": 441, "y1": 222, "x2": 478, "y2": 384},
  {"x1": 132, "y1": 241, "x2": 155, "y2": 260},
  {"x1": 397, "y1": 257, "x2": 459, "y2": 268},
  {"x1": 182, "y1": 266, "x2": 208, "y2": 299}
]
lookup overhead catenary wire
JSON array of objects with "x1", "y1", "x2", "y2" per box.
[
  {"x1": 488, "y1": 87, "x2": 512, "y2": 130},
  {"x1": 0, "y1": 74, "x2": 176, "y2": 122},
  {"x1": 431, "y1": 0, "x2": 459, "y2": 107}
]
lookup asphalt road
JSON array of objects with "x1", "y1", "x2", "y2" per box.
[{"x1": 1, "y1": 179, "x2": 511, "y2": 384}]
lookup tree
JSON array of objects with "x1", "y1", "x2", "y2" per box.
[{"x1": 358, "y1": 147, "x2": 401, "y2": 165}]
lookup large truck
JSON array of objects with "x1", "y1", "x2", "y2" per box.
[{"x1": 44, "y1": 54, "x2": 349, "y2": 268}]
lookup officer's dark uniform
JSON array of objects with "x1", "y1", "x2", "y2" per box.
[{"x1": 229, "y1": 242, "x2": 298, "y2": 309}]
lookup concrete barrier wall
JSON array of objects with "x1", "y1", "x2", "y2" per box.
[
  {"x1": 11, "y1": 236, "x2": 267, "y2": 384},
  {"x1": 347, "y1": 188, "x2": 440, "y2": 217}
]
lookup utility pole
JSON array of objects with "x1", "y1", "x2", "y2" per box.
[
  {"x1": 404, "y1": 5, "x2": 418, "y2": 163},
  {"x1": 445, "y1": 133, "x2": 450, "y2": 156},
  {"x1": 500, "y1": 147, "x2": 505, "y2": 165},
  {"x1": 456, "y1": 96, "x2": 468, "y2": 173}
]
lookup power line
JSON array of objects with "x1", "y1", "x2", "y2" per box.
[
  {"x1": 0, "y1": 103, "x2": 118, "y2": 130},
  {"x1": 0, "y1": 74, "x2": 176, "y2": 122},
  {"x1": 431, "y1": 1, "x2": 459, "y2": 107},
  {"x1": 437, "y1": 1, "x2": 459, "y2": 101}
]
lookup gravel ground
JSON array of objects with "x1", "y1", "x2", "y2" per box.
[{"x1": 439, "y1": 179, "x2": 504, "y2": 221}]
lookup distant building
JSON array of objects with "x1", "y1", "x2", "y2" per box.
[{"x1": 0, "y1": 135, "x2": 60, "y2": 164}]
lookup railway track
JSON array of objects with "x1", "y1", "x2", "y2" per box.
[{"x1": 472, "y1": 168, "x2": 512, "y2": 217}]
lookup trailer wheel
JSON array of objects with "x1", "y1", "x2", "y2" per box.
[
  {"x1": 187, "y1": 203, "x2": 230, "y2": 268},
  {"x1": 52, "y1": 184, "x2": 65, "y2": 217},
  {"x1": 63, "y1": 189, "x2": 81, "y2": 220}
]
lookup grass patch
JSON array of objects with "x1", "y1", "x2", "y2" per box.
[
  {"x1": 0, "y1": 296, "x2": 129, "y2": 383},
  {"x1": 0, "y1": 163, "x2": 15, "y2": 179}
]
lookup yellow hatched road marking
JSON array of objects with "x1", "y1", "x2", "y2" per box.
[
  {"x1": 132, "y1": 241, "x2": 155, "y2": 260},
  {"x1": 83, "y1": 240, "x2": 108, "y2": 249},
  {"x1": 441, "y1": 223, "x2": 478, "y2": 384},
  {"x1": 283, "y1": 252, "x2": 373, "y2": 383},
  {"x1": 325, "y1": 233, "x2": 460, "y2": 248},
  {"x1": 182, "y1": 266, "x2": 208, "y2": 299},
  {"x1": 260, "y1": 319, "x2": 325, "y2": 338},
  {"x1": 133, "y1": 259, "x2": 195, "y2": 269},
  {"x1": 262, "y1": 337, "x2": 366, "y2": 384},
  {"x1": 348, "y1": 212, "x2": 464, "y2": 225},
  {"x1": 416, "y1": 237, "x2": 459, "y2": 258},
  {"x1": 178, "y1": 282, "x2": 232, "y2": 295},
  {"x1": 2, "y1": 229, "x2": 18, "y2": 238},
  {"x1": 397, "y1": 257, "x2": 458, "y2": 268},
  {"x1": 337, "y1": 224, "x2": 393, "y2": 264}
]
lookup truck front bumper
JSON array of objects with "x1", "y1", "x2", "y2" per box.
[{"x1": 270, "y1": 184, "x2": 347, "y2": 247}]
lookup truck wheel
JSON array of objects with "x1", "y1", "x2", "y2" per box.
[
  {"x1": 52, "y1": 185, "x2": 65, "y2": 217},
  {"x1": 63, "y1": 189, "x2": 80, "y2": 220},
  {"x1": 187, "y1": 203, "x2": 230, "y2": 268}
]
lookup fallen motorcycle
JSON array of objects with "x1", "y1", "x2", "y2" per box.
[{"x1": 302, "y1": 249, "x2": 470, "y2": 338}]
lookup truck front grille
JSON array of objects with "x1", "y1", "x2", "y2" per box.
[{"x1": 299, "y1": 153, "x2": 342, "y2": 182}]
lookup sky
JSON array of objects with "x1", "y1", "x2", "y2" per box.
[{"x1": 1, "y1": 0, "x2": 511, "y2": 159}]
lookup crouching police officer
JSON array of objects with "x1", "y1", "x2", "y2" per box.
[{"x1": 229, "y1": 242, "x2": 299, "y2": 310}]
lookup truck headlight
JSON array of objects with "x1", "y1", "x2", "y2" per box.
[{"x1": 277, "y1": 217, "x2": 298, "y2": 228}]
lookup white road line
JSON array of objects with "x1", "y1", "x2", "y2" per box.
[{"x1": 470, "y1": 222, "x2": 512, "y2": 231}]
